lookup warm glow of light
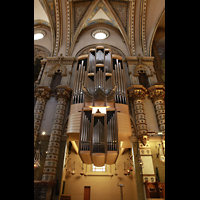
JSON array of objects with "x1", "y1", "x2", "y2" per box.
[
  {"x1": 158, "y1": 132, "x2": 162, "y2": 135},
  {"x1": 42, "y1": 131, "x2": 46, "y2": 135},
  {"x1": 94, "y1": 32, "x2": 107, "y2": 39},
  {"x1": 92, "y1": 107, "x2": 106, "y2": 114},
  {"x1": 34, "y1": 33, "x2": 44, "y2": 40},
  {"x1": 71, "y1": 141, "x2": 78, "y2": 154}
]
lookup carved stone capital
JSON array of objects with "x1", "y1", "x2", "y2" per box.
[
  {"x1": 55, "y1": 86, "x2": 72, "y2": 100},
  {"x1": 34, "y1": 86, "x2": 51, "y2": 100},
  {"x1": 127, "y1": 85, "x2": 147, "y2": 100},
  {"x1": 148, "y1": 84, "x2": 165, "y2": 102}
]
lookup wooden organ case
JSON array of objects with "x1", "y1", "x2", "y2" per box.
[{"x1": 67, "y1": 46, "x2": 132, "y2": 166}]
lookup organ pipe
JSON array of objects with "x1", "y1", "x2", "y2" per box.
[
  {"x1": 81, "y1": 112, "x2": 91, "y2": 151},
  {"x1": 107, "y1": 113, "x2": 117, "y2": 151},
  {"x1": 96, "y1": 50, "x2": 104, "y2": 64},
  {"x1": 93, "y1": 119, "x2": 104, "y2": 153},
  {"x1": 73, "y1": 48, "x2": 127, "y2": 104}
]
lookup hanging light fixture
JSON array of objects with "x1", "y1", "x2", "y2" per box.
[
  {"x1": 71, "y1": 161, "x2": 76, "y2": 175},
  {"x1": 80, "y1": 163, "x2": 84, "y2": 176},
  {"x1": 114, "y1": 163, "x2": 118, "y2": 176},
  {"x1": 34, "y1": 141, "x2": 42, "y2": 169},
  {"x1": 123, "y1": 162, "x2": 128, "y2": 176},
  {"x1": 34, "y1": 150, "x2": 41, "y2": 169},
  {"x1": 127, "y1": 157, "x2": 134, "y2": 172}
]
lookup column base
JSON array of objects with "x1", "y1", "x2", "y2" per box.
[{"x1": 34, "y1": 181, "x2": 56, "y2": 200}]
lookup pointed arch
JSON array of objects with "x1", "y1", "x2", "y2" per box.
[
  {"x1": 39, "y1": 0, "x2": 56, "y2": 56},
  {"x1": 34, "y1": 45, "x2": 51, "y2": 60},
  {"x1": 105, "y1": 0, "x2": 132, "y2": 55},
  {"x1": 68, "y1": 0, "x2": 99, "y2": 56},
  {"x1": 147, "y1": 8, "x2": 165, "y2": 57},
  {"x1": 68, "y1": 0, "x2": 132, "y2": 56}
]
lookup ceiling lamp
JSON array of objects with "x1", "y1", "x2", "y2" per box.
[
  {"x1": 34, "y1": 29, "x2": 46, "y2": 40},
  {"x1": 92, "y1": 29, "x2": 109, "y2": 40}
]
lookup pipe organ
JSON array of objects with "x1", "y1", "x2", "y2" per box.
[{"x1": 67, "y1": 46, "x2": 132, "y2": 166}]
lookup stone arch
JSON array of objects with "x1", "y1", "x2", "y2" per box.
[
  {"x1": 34, "y1": 45, "x2": 51, "y2": 61},
  {"x1": 47, "y1": 64, "x2": 68, "y2": 77},
  {"x1": 133, "y1": 64, "x2": 153, "y2": 77}
]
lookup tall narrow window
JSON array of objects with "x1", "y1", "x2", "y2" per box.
[
  {"x1": 51, "y1": 71, "x2": 62, "y2": 90},
  {"x1": 138, "y1": 70, "x2": 149, "y2": 88}
]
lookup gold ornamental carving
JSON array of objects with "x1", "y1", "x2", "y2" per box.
[
  {"x1": 148, "y1": 85, "x2": 165, "y2": 102},
  {"x1": 55, "y1": 86, "x2": 72, "y2": 100},
  {"x1": 127, "y1": 85, "x2": 147, "y2": 100},
  {"x1": 34, "y1": 86, "x2": 51, "y2": 100}
]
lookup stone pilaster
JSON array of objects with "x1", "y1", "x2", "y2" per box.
[
  {"x1": 34, "y1": 86, "x2": 51, "y2": 148},
  {"x1": 148, "y1": 84, "x2": 165, "y2": 134},
  {"x1": 127, "y1": 85, "x2": 148, "y2": 145},
  {"x1": 42, "y1": 86, "x2": 71, "y2": 181}
]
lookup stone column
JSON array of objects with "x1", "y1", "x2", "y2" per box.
[
  {"x1": 148, "y1": 84, "x2": 165, "y2": 134},
  {"x1": 42, "y1": 86, "x2": 71, "y2": 182},
  {"x1": 34, "y1": 86, "x2": 51, "y2": 148},
  {"x1": 127, "y1": 85, "x2": 148, "y2": 145},
  {"x1": 127, "y1": 85, "x2": 156, "y2": 183}
]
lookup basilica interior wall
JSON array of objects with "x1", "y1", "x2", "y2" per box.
[
  {"x1": 142, "y1": 97, "x2": 159, "y2": 133},
  {"x1": 72, "y1": 26, "x2": 130, "y2": 57},
  {"x1": 40, "y1": 97, "x2": 57, "y2": 135},
  {"x1": 63, "y1": 148, "x2": 138, "y2": 200},
  {"x1": 34, "y1": 28, "x2": 52, "y2": 55}
]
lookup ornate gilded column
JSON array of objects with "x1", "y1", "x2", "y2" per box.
[
  {"x1": 127, "y1": 85, "x2": 156, "y2": 183},
  {"x1": 127, "y1": 85, "x2": 148, "y2": 145},
  {"x1": 148, "y1": 84, "x2": 165, "y2": 134},
  {"x1": 42, "y1": 86, "x2": 71, "y2": 181},
  {"x1": 34, "y1": 86, "x2": 51, "y2": 148}
]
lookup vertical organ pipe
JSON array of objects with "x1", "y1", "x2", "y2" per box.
[
  {"x1": 119, "y1": 63, "x2": 123, "y2": 103},
  {"x1": 76, "y1": 64, "x2": 81, "y2": 103}
]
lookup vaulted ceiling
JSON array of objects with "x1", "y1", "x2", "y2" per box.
[{"x1": 34, "y1": 0, "x2": 165, "y2": 58}]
